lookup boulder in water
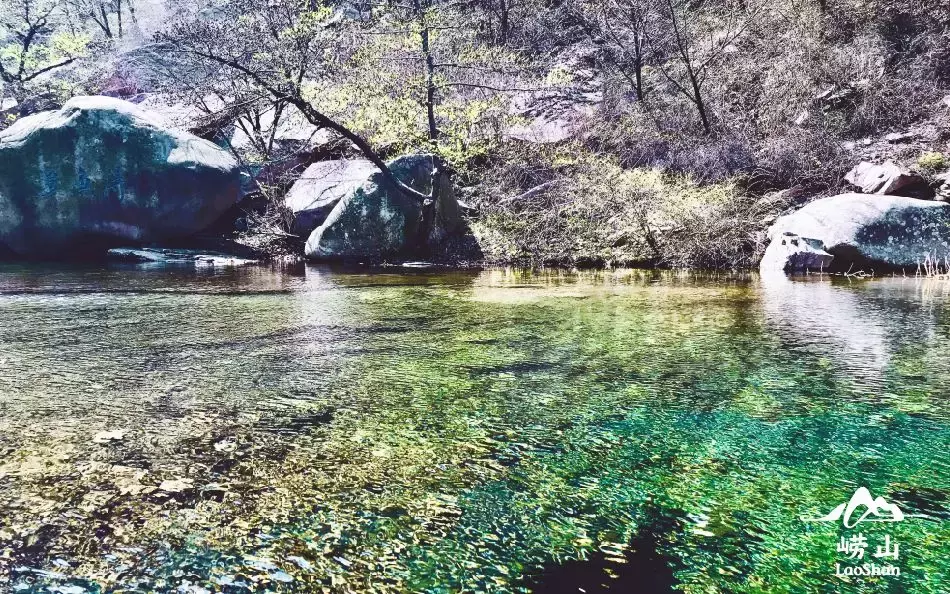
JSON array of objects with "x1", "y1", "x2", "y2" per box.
[
  {"x1": 304, "y1": 155, "x2": 463, "y2": 261},
  {"x1": 0, "y1": 96, "x2": 241, "y2": 258},
  {"x1": 761, "y1": 193, "x2": 950, "y2": 274},
  {"x1": 285, "y1": 159, "x2": 378, "y2": 235},
  {"x1": 760, "y1": 232, "x2": 834, "y2": 273}
]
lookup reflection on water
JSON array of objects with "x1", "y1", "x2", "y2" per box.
[
  {"x1": 0, "y1": 264, "x2": 947, "y2": 593},
  {"x1": 761, "y1": 274, "x2": 947, "y2": 378}
]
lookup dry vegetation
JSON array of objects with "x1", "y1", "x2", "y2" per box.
[
  {"x1": 462, "y1": 0, "x2": 950, "y2": 268},
  {"x1": 2, "y1": 0, "x2": 950, "y2": 267}
]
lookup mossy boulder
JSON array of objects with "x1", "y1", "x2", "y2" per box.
[
  {"x1": 0, "y1": 96, "x2": 240, "y2": 258},
  {"x1": 761, "y1": 193, "x2": 950, "y2": 274},
  {"x1": 304, "y1": 154, "x2": 462, "y2": 261},
  {"x1": 285, "y1": 159, "x2": 378, "y2": 235}
]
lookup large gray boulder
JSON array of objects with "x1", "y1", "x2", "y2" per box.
[
  {"x1": 761, "y1": 193, "x2": 950, "y2": 274},
  {"x1": 0, "y1": 96, "x2": 240, "y2": 257},
  {"x1": 304, "y1": 154, "x2": 462, "y2": 261},
  {"x1": 285, "y1": 159, "x2": 378, "y2": 235}
]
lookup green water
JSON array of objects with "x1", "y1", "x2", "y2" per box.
[{"x1": 0, "y1": 265, "x2": 947, "y2": 593}]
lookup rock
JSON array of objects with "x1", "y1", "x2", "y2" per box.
[
  {"x1": 50, "y1": 586, "x2": 87, "y2": 594},
  {"x1": 213, "y1": 438, "x2": 237, "y2": 452},
  {"x1": 304, "y1": 155, "x2": 463, "y2": 261},
  {"x1": 158, "y1": 478, "x2": 194, "y2": 493},
  {"x1": 755, "y1": 186, "x2": 808, "y2": 209},
  {"x1": 200, "y1": 483, "x2": 228, "y2": 502},
  {"x1": 269, "y1": 571, "x2": 294, "y2": 583},
  {"x1": 135, "y1": 93, "x2": 225, "y2": 134},
  {"x1": 844, "y1": 161, "x2": 930, "y2": 198},
  {"x1": 231, "y1": 105, "x2": 330, "y2": 152},
  {"x1": 505, "y1": 91, "x2": 599, "y2": 144},
  {"x1": 92, "y1": 429, "x2": 128, "y2": 444},
  {"x1": 814, "y1": 85, "x2": 854, "y2": 109},
  {"x1": 760, "y1": 232, "x2": 834, "y2": 274},
  {"x1": 935, "y1": 172, "x2": 950, "y2": 202},
  {"x1": 0, "y1": 96, "x2": 241, "y2": 258},
  {"x1": 285, "y1": 159, "x2": 379, "y2": 235},
  {"x1": 505, "y1": 46, "x2": 600, "y2": 144},
  {"x1": 287, "y1": 556, "x2": 313, "y2": 571},
  {"x1": 761, "y1": 193, "x2": 950, "y2": 274},
  {"x1": 884, "y1": 131, "x2": 918, "y2": 144},
  {"x1": 107, "y1": 247, "x2": 257, "y2": 267}
]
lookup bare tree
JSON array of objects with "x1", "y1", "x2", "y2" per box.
[
  {"x1": 650, "y1": 0, "x2": 757, "y2": 133},
  {"x1": 161, "y1": 0, "x2": 436, "y2": 202},
  {"x1": 67, "y1": 0, "x2": 136, "y2": 39},
  {"x1": 576, "y1": 0, "x2": 656, "y2": 102}
]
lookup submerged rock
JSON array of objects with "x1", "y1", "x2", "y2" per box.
[
  {"x1": 761, "y1": 193, "x2": 950, "y2": 274},
  {"x1": 107, "y1": 247, "x2": 257, "y2": 267},
  {"x1": 92, "y1": 429, "x2": 128, "y2": 445},
  {"x1": 0, "y1": 96, "x2": 241, "y2": 258},
  {"x1": 304, "y1": 154, "x2": 463, "y2": 261}
]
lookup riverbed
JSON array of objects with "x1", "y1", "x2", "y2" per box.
[{"x1": 0, "y1": 264, "x2": 947, "y2": 593}]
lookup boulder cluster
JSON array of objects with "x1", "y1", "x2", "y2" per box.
[
  {"x1": 761, "y1": 160, "x2": 950, "y2": 275},
  {"x1": 0, "y1": 97, "x2": 464, "y2": 263},
  {"x1": 4, "y1": 96, "x2": 947, "y2": 274}
]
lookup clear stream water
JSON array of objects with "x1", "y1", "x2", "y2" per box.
[{"x1": 0, "y1": 264, "x2": 947, "y2": 593}]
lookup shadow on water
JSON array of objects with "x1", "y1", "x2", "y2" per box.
[{"x1": 524, "y1": 513, "x2": 678, "y2": 594}]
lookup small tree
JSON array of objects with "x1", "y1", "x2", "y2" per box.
[
  {"x1": 650, "y1": 0, "x2": 757, "y2": 133},
  {"x1": 341, "y1": 0, "x2": 525, "y2": 167},
  {"x1": 576, "y1": 0, "x2": 656, "y2": 102}
]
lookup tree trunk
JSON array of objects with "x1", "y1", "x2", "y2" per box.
[
  {"x1": 634, "y1": 55, "x2": 644, "y2": 101},
  {"x1": 686, "y1": 66, "x2": 710, "y2": 133},
  {"x1": 414, "y1": 0, "x2": 439, "y2": 143},
  {"x1": 99, "y1": 5, "x2": 114, "y2": 38},
  {"x1": 499, "y1": 0, "x2": 510, "y2": 45}
]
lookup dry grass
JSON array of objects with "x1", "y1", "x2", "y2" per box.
[{"x1": 470, "y1": 145, "x2": 774, "y2": 269}]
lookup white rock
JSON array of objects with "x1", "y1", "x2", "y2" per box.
[
  {"x1": 92, "y1": 430, "x2": 128, "y2": 444},
  {"x1": 159, "y1": 478, "x2": 194, "y2": 493}
]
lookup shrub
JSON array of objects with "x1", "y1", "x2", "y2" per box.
[
  {"x1": 917, "y1": 151, "x2": 947, "y2": 172},
  {"x1": 470, "y1": 146, "x2": 771, "y2": 269}
]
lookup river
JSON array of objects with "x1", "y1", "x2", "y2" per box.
[{"x1": 0, "y1": 264, "x2": 947, "y2": 593}]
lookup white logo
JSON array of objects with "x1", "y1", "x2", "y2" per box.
[
  {"x1": 804, "y1": 487, "x2": 914, "y2": 579},
  {"x1": 803, "y1": 487, "x2": 904, "y2": 528}
]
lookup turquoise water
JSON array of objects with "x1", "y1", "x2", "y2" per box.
[{"x1": 0, "y1": 265, "x2": 947, "y2": 593}]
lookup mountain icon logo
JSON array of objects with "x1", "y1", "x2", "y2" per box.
[{"x1": 804, "y1": 487, "x2": 904, "y2": 528}]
